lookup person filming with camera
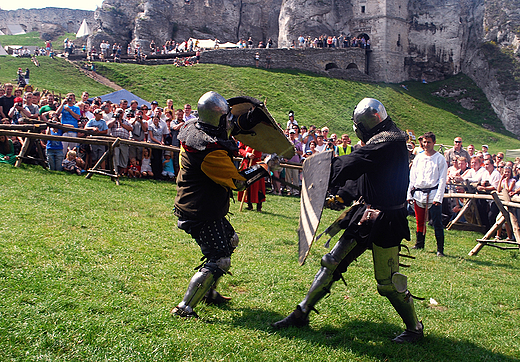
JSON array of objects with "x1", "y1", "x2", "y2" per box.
[
  {"x1": 107, "y1": 108, "x2": 133, "y2": 175},
  {"x1": 56, "y1": 93, "x2": 81, "y2": 156},
  {"x1": 8, "y1": 97, "x2": 31, "y2": 125}
]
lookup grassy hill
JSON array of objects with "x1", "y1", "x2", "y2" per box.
[
  {"x1": 93, "y1": 61, "x2": 520, "y2": 153},
  {"x1": 0, "y1": 32, "x2": 78, "y2": 51},
  {"x1": 1, "y1": 54, "x2": 520, "y2": 154},
  {"x1": 0, "y1": 56, "x2": 112, "y2": 98}
]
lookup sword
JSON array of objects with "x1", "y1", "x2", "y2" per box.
[
  {"x1": 270, "y1": 175, "x2": 301, "y2": 192},
  {"x1": 315, "y1": 199, "x2": 362, "y2": 248}
]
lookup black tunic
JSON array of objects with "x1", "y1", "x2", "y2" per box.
[{"x1": 330, "y1": 125, "x2": 411, "y2": 248}]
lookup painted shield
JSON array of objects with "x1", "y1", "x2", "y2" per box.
[
  {"x1": 228, "y1": 96, "x2": 295, "y2": 159},
  {"x1": 298, "y1": 150, "x2": 334, "y2": 265}
]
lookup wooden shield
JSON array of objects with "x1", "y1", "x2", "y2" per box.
[
  {"x1": 298, "y1": 150, "x2": 334, "y2": 265},
  {"x1": 228, "y1": 96, "x2": 295, "y2": 159}
]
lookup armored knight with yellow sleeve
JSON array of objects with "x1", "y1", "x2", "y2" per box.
[{"x1": 172, "y1": 91, "x2": 294, "y2": 318}]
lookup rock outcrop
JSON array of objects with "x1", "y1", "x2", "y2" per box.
[
  {"x1": 92, "y1": 0, "x2": 282, "y2": 51},
  {"x1": 0, "y1": 8, "x2": 94, "y2": 39}
]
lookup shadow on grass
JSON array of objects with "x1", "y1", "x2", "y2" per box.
[
  {"x1": 226, "y1": 307, "x2": 517, "y2": 362},
  {"x1": 466, "y1": 257, "x2": 520, "y2": 271}
]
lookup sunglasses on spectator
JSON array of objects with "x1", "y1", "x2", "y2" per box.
[{"x1": 454, "y1": 141, "x2": 462, "y2": 143}]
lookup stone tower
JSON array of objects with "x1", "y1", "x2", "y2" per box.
[{"x1": 349, "y1": 0, "x2": 410, "y2": 83}]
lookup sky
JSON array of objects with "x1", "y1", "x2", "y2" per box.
[{"x1": 1, "y1": 1, "x2": 104, "y2": 11}]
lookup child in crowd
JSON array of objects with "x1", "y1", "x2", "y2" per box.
[
  {"x1": 62, "y1": 150, "x2": 82, "y2": 175},
  {"x1": 162, "y1": 151, "x2": 175, "y2": 180},
  {"x1": 46, "y1": 126, "x2": 63, "y2": 171},
  {"x1": 127, "y1": 157, "x2": 141, "y2": 178},
  {"x1": 141, "y1": 148, "x2": 153, "y2": 178}
]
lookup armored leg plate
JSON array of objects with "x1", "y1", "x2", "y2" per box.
[
  {"x1": 372, "y1": 244, "x2": 421, "y2": 332},
  {"x1": 172, "y1": 268, "x2": 215, "y2": 317}
]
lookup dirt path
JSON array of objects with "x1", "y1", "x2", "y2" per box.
[{"x1": 67, "y1": 59, "x2": 123, "y2": 91}]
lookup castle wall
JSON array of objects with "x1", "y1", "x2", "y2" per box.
[{"x1": 199, "y1": 48, "x2": 370, "y2": 81}]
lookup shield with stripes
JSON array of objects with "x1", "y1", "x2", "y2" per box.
[{"x1": 298, "y1": 150, "x2": 334, "y2": 265}]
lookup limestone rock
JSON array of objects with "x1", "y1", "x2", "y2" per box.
[
  {"x1": 0, "y1": 8, "x2": 94, "y2": 38},
  {"x1": 278, "y1": 0, "x2": 353, "y2": 48},
  {"x1": 92, "y1": 0, "x2": 282, "y2": 52}
]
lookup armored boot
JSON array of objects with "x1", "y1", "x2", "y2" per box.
[
  {"x1": 171, "y1": 268, "x2": 215, "y2": 318},
  {"x1": 271, "y1": 266, "x2": 334, "y2": 329},
  {"x1": 412, "y1": 232, "x2": 425, "y2": 249},
  {"x1": 203, "y1": 278, "x2": 232, "y2": 305},
  {"x1": 272, "y1": 238, "x2": 360, "y2": 329},
  {"x1": 386, "y1": 288, "x2": 424, "y2": 343}
]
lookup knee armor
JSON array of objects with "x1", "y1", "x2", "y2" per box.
[
  {"x1": 230, "y1": 232, "x2": 239, "y2": 248},
  {"x1": 321, "y1": 237, "x2": 358, "y2": 270},
  {"x1": 204, "y1": 256, "x2": 231, "y2": 278},
  {"x1": 377, "y1": 272, "x2": 408, "y2": 297},
  {"x1": 216, "y1": 257, "x2": 231, "y2": 273}
]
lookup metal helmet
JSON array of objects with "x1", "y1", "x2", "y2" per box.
[
  {"x1": 352, "y1": 98, "x2": 388, "y2": 140},
  {"x1": 197, "y1": 91, "x2": 229, "y2": 128}
]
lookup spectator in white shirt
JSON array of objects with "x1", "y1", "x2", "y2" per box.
[{"x1": 407, "y1": 132, "x2": 447, "y2": 256}]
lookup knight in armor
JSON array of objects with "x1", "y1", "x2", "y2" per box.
[
  {"x1": 171, "y1": 91, "x2": 268, "y2": 318},
  {"x1": 272, "y1": 98, "x2": 424, "y2": 343}
]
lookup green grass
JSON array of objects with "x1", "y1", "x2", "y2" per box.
[
  {"x1": 94, "y1": 62, "x2": 520, "y2": 153},
  {"x1": 0, "y1": 164, "x2": 519, "y2": 361},
  {"x1": 0, "y1": 32, "x2": 78, "y2": 51},
  {"x1": 1, "y1": 55, "x2": 520, "y2": 153},
  {"x1": 0, "y1": 56, "x2": 112, "y2": 96}
]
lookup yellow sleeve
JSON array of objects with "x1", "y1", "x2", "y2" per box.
[{"x1": 201, "y1": 149, "x2": 246, "y2": 190}]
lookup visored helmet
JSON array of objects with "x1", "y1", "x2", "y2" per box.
[
  {"x1": 352, "y1": 98, "x2": 388, "y2": 142},
  {"x1": 197, "y1": 91, "x2": 229, "y2": 128}
]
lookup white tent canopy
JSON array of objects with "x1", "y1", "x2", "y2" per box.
[
  {"x1": 0, "y1": 44, "x2": 8, "y2": 56},
  {"x1": 0, "y1": 30, "x2": 5, "y2": 36},
  {"x1": 6, "y1": 24, "x2": 25, "y2": 35},
  {"x1": 76, "y1": 19, "x2": 91, "y2": 38},
  {"x1": 220, "y1": 42, "x2": 239, "y2": 48}
]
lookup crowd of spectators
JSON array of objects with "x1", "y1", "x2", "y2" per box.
[
  {"x1": 5, "y1": 32, "x2": 369, "y2": 71},
  {"x1": 0, "y1": 80, "x2": 199, "y2": 181},
  {"x1": 2, "y1": 77, "x2": 520, "y2": 234},
  {"x1": 407, "y1": 134, "x2": 520, "y2": 240},
  {"x1": 292, "y1": 34, "x2": 371, "y2": 50}
]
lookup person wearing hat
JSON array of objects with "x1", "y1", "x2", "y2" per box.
[
  {"x1": 148, "y1": 100, "x2": 159, "y2": 118},
  {"x1": 85, "y1": 109, "x2": 109, "y2": 169},
  {"x1": 286, "y1": 110, "x2": 298, "y2": 129},
  {"x1": 481, "y1": 144, "x2": 489, "y2": 156},
  {"x1": 161, "y1": 151, "x2": 175, "y2": 180},
  {"x1": 8, "y1": 97, "x2": 31, "y2": 124}
]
